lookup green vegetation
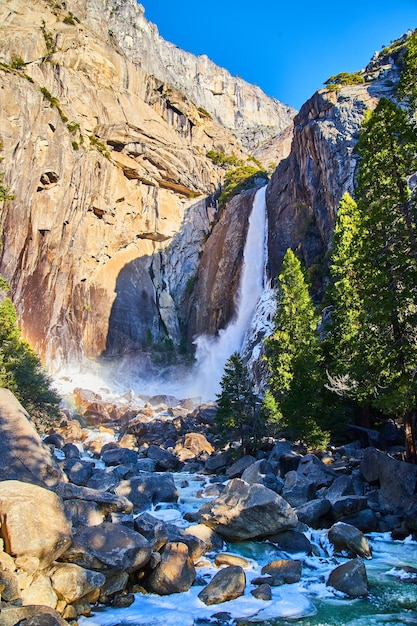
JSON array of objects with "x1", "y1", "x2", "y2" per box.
[
  {"x1": 39, "y1": 87, "x2": 68, "y2": 123},
  {"x1": 264, "y1": 249, "x2": 329, "y2": 449},
  {"x1": 0, "y1": 142, "x2": 14, "y2": 203},
  {"x1": 9, "y1": 56, "x2": 25, "y2": 70},
  {"x1": 325, "y1": 72, "x2": 365, "y2": 86},
  {"x1": 0, "y1": 283, "x2": 61, "y2": 426},
  {"x1": 218, "y1": 165, "x2": 268, "y2": 208},
  {"x1": 216, "y1": 352, "x2": 263, "y2": 453},
  {"x1": 197, "y1": 106, "x2": 212, "y2": 119},
  {"x1": 206, "y1": 150, "x2": 239, "y2": 167},
  {"x1": 63, "y1": 12, "x2": 80, "y2": 25},
  {"x1": 89, "y1": 135, "x2": 110, "y2": 158},
  {"x1": 326, "y1": 97, "x2": 417, "y2": 460},
  {"x1": 398, "y1": 31, "x2": 417, "y2": 113},
  {"x1": 41, "y1": 20, "x2": 55, "y2": 54}
]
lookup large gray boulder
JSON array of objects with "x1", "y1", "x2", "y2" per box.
[
  {"x1": 360, "y1": 448, "x2": 417, "y2": 509},
  {"x1": 326, "y1": 557, "x2": 369, "y2": 597},
  {"x1": 0, "y1": 480, "x2": 72, "y2": 569},
  {"x1": 328, "y1": 522, "x2": 372, "y2": 559},
  {"x1": 197, "y1": 478, "x2": 298, "y2": 540},
  {"x1": 147, "y1": 542, "x2": 196, "y2": 595},
  {"x1": 296, "y1": 454, "x2": 337, "y2": 488},
  {"x1": 241, "y1": 459, "x2": 283, "y2": 493},
  {"x1": 0, "y1": 389, "x2": 65, "y2": 487},
  {"x1": 114, "y1": 472, "x2": 178, "y2": 512},
  {"x1": 198, "y1": 566, "x2": 246, "y2": 605},
  {"x1": 62, "y1": 522, "x2": 151, "y2": 574}
]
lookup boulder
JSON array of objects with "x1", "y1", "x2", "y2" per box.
[
  {"x1": 214, "y1": 553, "x2": 251, "y2": 568},
  {"x1": 268, "y1": 530, "x2": 313, "y2": 555},
  {"x1": 282, "y1": 470, "x2": 316, "y2": 507},
  {"x1": 114, "y1": 472, "x2": 178, "y2": 512},
  {"x1": 20, "y1": 572, "x2": 58, "y2": 608},
  {"x1": 251, "y1": 583, "x2": 272, "y2": 600},
  {"x1": 62, "y1": 523, "x2": 151, "y2": 574},
  {"x1": 295, "y1": 498, "x2": 331, "y2": 527},
  {"x1": 241, "y1": 459, "x2": 283, "y2": 493},
  {"x1": 205, "y1": 451, "x2": 233, "y2": 473},
  {"x1": 226, "y1": 455, "x2": 257, "y2": 479},
  {"x1": 261, "y1": 559, "x2": 302, "y2": 584},
  {"x1": 360, "y1": 448, "x2": 417, "y2": 509},
  {"x1": 54, "y1": 482, "x2": 133, "y2": 515},
  {"x1": 64, "y1": 499, "x2": 104, "y2": 527},
  {"x1": 198, "y1": 566, "x2": 246, "y2": 605},
  {"x1": 326, "y1": 557, "x2": 369, "y2": 597},
  {"x1": 326, "y1": 474, "x2": 364, "y2": 502},
  {"x1": 147, "y1": 445, "x2": 179, "y2": 471},
  {"x1": 0, "y1": 389, "x2": 65, "y2": 486},
  {"x1": 63, "y1": 458, "x2": 94, "y2": 486},
  {"x1": 197, "y1": 478, "x2": 298, "y2": 540},
  {"x1": 147, "y1": 542, "x2": 196, "y2": 595},
  {"x1": 341, "y1": 509, "x2": 378, "y2": 533},
  {"x1": 328, "y1": 522, "x2": 372, "y2": 559},
  {"x1": 329, "y1": 496, "x2": 369, "y2": 522},
  {"x1": 134, "y1": 513, "x2": 207, "y2": 560},
  {"x1": 50, "y1": 563, "x2": 106, "y2": 603},
  {"x1": 296, "y1": 454, "x2": 337, "y2": 488},
  {"x1": 0, "y1": 606, "x2": 70, "y2": 626},
  {"x1": 0, "y1": 570, "x2": 20, "y2": 602},
  {"x1": 182, "y1": 524, "x2": 224, "y2": 552},
  {"x1": 0, "y1": 480, "x2": 72, "y2": 569},
  {"x1": 175, "y1": 433, "x2": 214, "y2": 461},
  {"x1": 101, "y1": 447, "x2": 138, "y2": 466},
  {"x1": 99, "y1": 572, "x2": 129, "y2": 603},
  {"x1": 86, "y1": 469, "x2": 119, "y2": 491}
]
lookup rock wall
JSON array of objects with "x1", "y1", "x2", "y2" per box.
[
  {"x1": 0, "y1": 0, "x2": 291, "y2": 368},
  {"x1": 68, "y1": 0, "x2": 296, "y2": 150},
  {"x1": 265, "y1": 55, "x2": 401, "y2": 285}
]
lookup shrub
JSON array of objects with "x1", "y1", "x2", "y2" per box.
[
  {"x1": 206, "y1": 150, "x2": 240, "y2": 167},
  {"x1": 10, "y1": 55, "x2": 25, "y2": 70},
  {"x1": 0, "y1": 288, "x2": 61, "y2": 426},
  {"x1": 325, "y1": 72, "x2": 365, "y2": 86},
  {"x1": 89, "y1": 135, "x2": 110, "y2": 158},
  {"x1": 197, "y1": 106, "x2": 212, "y2": 119},
  {"x1": 218, "y1": 165, "x2": 268, "y2": 207}
]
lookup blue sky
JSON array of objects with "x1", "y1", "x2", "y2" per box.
[{"x1": 143, "y1": 1, "x2": 417, "y2": 110}]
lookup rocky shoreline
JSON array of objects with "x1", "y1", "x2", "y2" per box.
[{"x1": 1, "y1": 386, "x2": 417, "y2": 625}]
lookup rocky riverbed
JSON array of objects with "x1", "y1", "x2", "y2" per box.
[{"x1": 1, "y1": 384, "x2": 417, "y2": 625}]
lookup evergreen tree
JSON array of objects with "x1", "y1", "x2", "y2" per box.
[
  {"x1": 327, "y1": 98, "x2": 417, "y2": 460},
  {"x1": 398, "y1": 31, "x2": 417, "y2": 115},
  {"x1": 215, "y1": 352, "x2": 261, "y2": 453},
  {"x1": 0, "y1": 288, "x2": 61, "y2": 425},
  {"x1": 265, "y1": 249, "x2": 329, "y2": 449},
  {"x1": 353, "y1": 98, "x2": 417, "y2": 460}
]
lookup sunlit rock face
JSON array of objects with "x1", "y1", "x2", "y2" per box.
[
  {"x1": 0, "y1": 0, "x2": 293, "y2": 368},
  {"x1": 265, "y1": 56, "x2": 400, "y2": 285},
  {"x1": 82, "y1": 0, "x2": 296, "y2": 151}
]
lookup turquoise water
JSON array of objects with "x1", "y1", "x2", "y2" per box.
[{"x1": 79, "y1": 475, "x2": 417, "y2": 626}]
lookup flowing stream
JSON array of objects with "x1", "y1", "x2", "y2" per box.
[
  {"x1": 78, "y1": 470, "x2": 417, "y2": 626},
  {"x1": 190, "y1": 185, "x2": 268, "y2": 401}
]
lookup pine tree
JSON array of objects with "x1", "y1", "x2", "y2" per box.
[
  {"x1": 398, "y1": 31, "x2": 417, "y2": 115},
  {"x1": 353, "y1": 98, "x2": 417, "y2": 460},
  {"x1": 326, "y1": 98, "x2": 417, "y2": 460},
  {"x1": 215, "y1": 352, "x2": 261, "y2": 453},
  {"x1": 0, "y1": 289, "x2": 61, "y2": 425},
  {"x1": 265, "y1": 249, "x2": 329, "y2": 449}
]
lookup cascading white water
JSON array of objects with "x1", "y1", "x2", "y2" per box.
[{"x1": 190, "y1": 185, "x2": 268, "y2": 401}]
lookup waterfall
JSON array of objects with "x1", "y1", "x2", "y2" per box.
[{"x1": 191, "y1": 185, "x2": 268, "y2": 401}]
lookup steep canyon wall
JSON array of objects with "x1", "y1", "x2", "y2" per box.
[{"x1": 0, "y1": 0, "x2": 293, "y2": 368}]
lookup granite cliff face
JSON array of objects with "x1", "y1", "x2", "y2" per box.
[
  {"x1": 0, "y1": 0, "x2": 406, "y2": 376},
  {"x1": 266, "y1": 51, "x2": 402, "y2": 286},
  {"x1": 0, "y1": 0, "x2": 293, "y2": 367}
]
